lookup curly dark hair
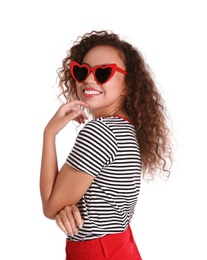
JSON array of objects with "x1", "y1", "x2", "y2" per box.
[{"x1": 57, "y1": 30, "x2": 173, "y2": 179}]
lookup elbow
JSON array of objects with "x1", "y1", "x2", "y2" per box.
[{"x1": 42, "y1": 205, "x2": 57, "y2": 220}]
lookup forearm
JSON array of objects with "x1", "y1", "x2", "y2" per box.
[
  {"x1": 40, "y1": 128, "x2": 59, "y2": 218},
  {"x1": 39, "y1": 101, "x2": 89, "y2": 219}
]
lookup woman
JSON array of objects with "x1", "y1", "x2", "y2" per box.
[{"x1": 40, "y1": 30, "x2": 173, "y2": 259}]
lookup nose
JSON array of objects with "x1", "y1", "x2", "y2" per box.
[{"x1": 83, "y1": 71, "x2": 97, "y2": 84}]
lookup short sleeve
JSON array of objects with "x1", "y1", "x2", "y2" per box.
[{"x1": 66, "y1": 120, "x2": 118, "y2": 177}]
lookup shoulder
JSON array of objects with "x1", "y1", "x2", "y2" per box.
[
  {"x1": 77, "y1": 118, "x2": 117, "y2": 146},
  {"x1": 81, "y1": 118, "x2": 115, "y2": 136},
  {"x1": 83, "y1": 116, "x2": 132, "y2": 129},
  {"x1": 79, "y1": 116, "x2": 135, "y2": 140}
]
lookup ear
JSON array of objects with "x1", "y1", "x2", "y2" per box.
[{"x1": 121, "y1": 87, "x2": 127, "y2": 96}]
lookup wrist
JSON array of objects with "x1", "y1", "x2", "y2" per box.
[{"x1": 43, "y1": 125, "x2": 57, "y2": 140}]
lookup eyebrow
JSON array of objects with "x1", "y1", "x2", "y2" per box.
[{"x1": 81, "y1": 62, "x2": 109, "y2": 67}]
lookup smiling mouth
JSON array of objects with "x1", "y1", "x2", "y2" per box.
[{"x1": 83, "y1": 89, "x2": 102, "y2": 95}]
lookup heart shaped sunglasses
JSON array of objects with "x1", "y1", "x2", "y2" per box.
[{"x1": 70, "y1": 61, "x2": 128, "y2": 84}]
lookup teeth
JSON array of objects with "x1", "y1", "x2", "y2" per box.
[{"x1": 84, "y1": 90, "x2": 101, "y2": 95}]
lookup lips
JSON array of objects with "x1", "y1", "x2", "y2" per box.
[
  {"x1": 83, "y1": 88, "x2": 102, "y2": 97},
  {"x1": 84, "y1": 90, "x2": 101, "y2": 95}
]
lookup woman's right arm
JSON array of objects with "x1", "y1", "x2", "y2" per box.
[{"x1": 55, "y1": 205, "x2": 84, "y2": 237}]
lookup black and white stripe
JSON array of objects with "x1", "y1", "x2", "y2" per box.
[{"x1": 66, "y1": 116, "x2": 142, "y2": 241}]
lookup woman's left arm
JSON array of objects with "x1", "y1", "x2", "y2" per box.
[{"x1": 39, "y1": 101, "x2": 94, "y2": 219}]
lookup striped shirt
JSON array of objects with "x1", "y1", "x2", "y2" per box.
[{"x1": 66, "y1": 116, "x2": 142, "y2": 241}]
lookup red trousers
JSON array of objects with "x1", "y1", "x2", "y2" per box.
[{"x1": 65, "y1": 225, "x2": 142, "y2": 260}]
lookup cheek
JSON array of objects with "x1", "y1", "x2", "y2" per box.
[
  {"x1": 75, "y1": 83, "x2": 82, "y2": 97},
  {"x1": 107, "y1": 75, "x2": 126, "y2": 94}
]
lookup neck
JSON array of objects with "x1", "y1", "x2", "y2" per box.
[{"x1": 91, "y1": 107, "x2": 129, "y2": 120}]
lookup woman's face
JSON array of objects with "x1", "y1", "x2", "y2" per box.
[{"x1": 75, "y1": 45, "x2": 127, "y2": 118}]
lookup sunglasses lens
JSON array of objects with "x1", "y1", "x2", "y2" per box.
[
  {"x1": 73, "y1": 66, "x2": 88, "y2": 82},
  {"x1": 95, "y1": 67, "x2": 112, "y2": 84}
]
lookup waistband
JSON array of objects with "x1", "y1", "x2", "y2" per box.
[{"x1": 66, "y1": 225, "x2": 133, "y2": 257}]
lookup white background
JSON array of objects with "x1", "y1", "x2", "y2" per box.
[{"x1": 0, "y1": 0, "x2": 206, "y2": 259}]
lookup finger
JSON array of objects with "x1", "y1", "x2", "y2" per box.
[
  {"x1": 69, "y1": 107, "x2": 88, "y2": 120},
  {"x1": 64, "y1": 111, "x2": 82, "y2": 123},
  {"x1": 66, "y1": 109, "x2": 89, "y2": 125},
  {"x1": 71, "y1": 205, "x2": 84, "y2": 229},
  {"x1": 55, "y1": 214, "x2": 71, "y2": 235},
  {"x1": 56, "y1": 211, "x2": 75, "y2": 237},
  {"x1": 77, "y1": 115, "x2": 87, "y2": 124},
  {"x1": 69, "y1": 100, "x2": 89, "y2": 108},
  {"x1": 65, "y1": 211, "x2": 79, "y2": 236},
  {"x1": 74, "y1": 116, "x2": 84, "y2": 124},
  {"x1": 59, "y1": 206, "x2": 80, "y2": 236},
  {"x1": 62, "y1": 107, "x2": 88, "y2": 125},
  {"x1": 64, "y1": 100, "x2": 89, "y2": 111}
]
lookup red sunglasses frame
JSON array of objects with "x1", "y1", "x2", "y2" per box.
[{"x1": 70, "y1": 61, "x2": 128, "y2": 84}]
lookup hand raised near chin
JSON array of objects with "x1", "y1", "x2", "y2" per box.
[
  {"x1": 45, "y1": 100, "x2": 89, "y2": 135},
  {"x1": 55, "y1": 205, "x2": 84, "y2": 237}
]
